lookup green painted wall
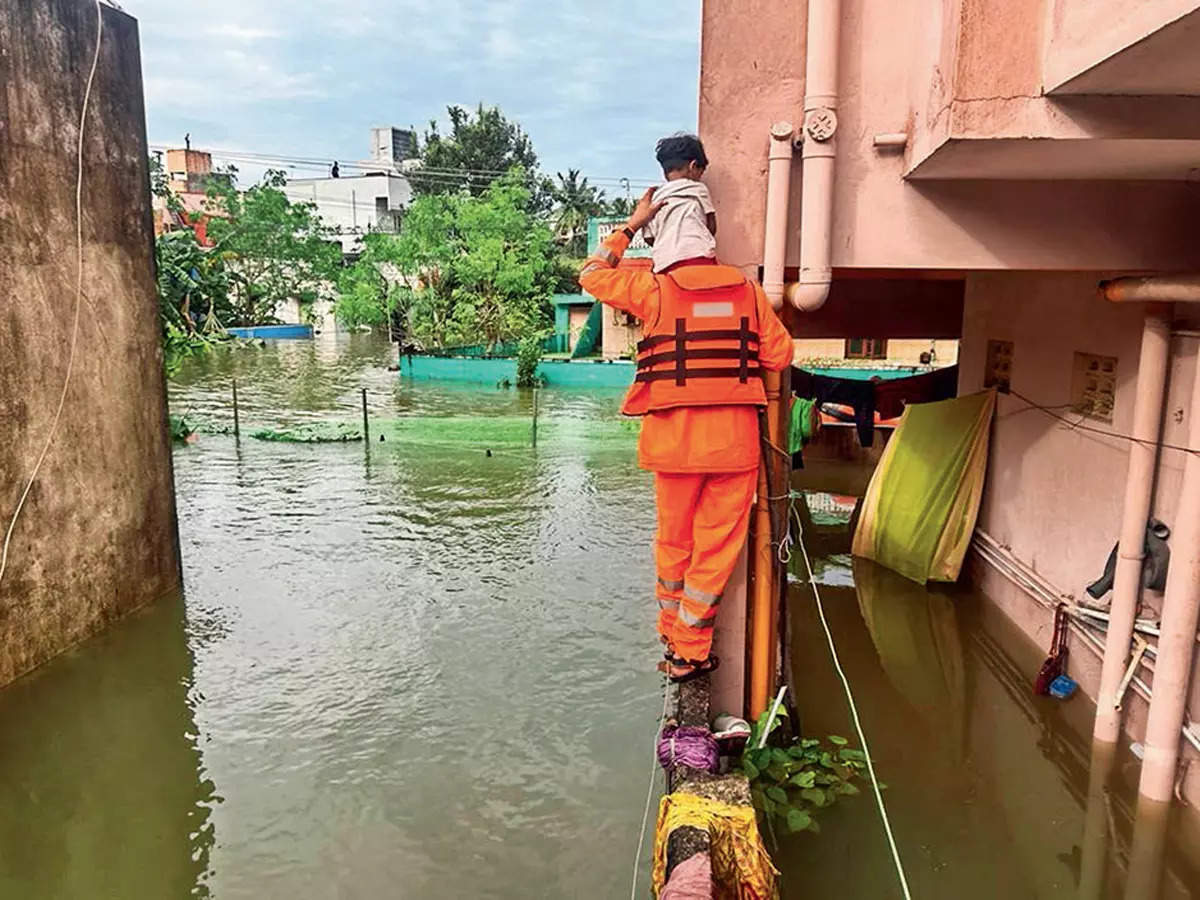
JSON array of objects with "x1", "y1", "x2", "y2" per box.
[{"x1": 400, "y1": 355, "x2": 635, "y2": 388}]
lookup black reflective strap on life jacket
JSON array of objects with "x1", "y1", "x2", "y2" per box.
[{"x1": 636, "y1": 316, "x2": 761, "y2": 385}]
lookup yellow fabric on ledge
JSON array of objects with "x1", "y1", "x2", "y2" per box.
[{"x1": 651, "y1": 791, "x2": 779, "y2": 900}]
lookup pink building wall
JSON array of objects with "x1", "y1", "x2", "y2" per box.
[{"x1": 699, "y1": 0, "x2": 1200, "y2": 784}]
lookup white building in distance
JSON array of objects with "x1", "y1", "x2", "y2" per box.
[{"x1": 284, "y1": 127, "x2": 416, "y2": 254}]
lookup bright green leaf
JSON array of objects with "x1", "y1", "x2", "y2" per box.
[
  {"x1": 786, "y1": 809, "x2": 812, "y2": 833},
  {"x1": 790, "y1": 771, "x2": 817, "y2": 789},
  {"x1": 766, "y1": 785, "x2": 789, "y2": 805},
  {"x1": 828, "y1": 735, "x2": 849, "y2": 746},
  {"x1": 800, "y1": 788, "x2": 827, "y2": 807}
]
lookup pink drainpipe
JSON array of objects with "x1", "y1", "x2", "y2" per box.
[
  {"x1": 761, "y1": 122, "x2": 796, "y2": 309},
  {"x1": 1091, "y1": 299, "x2": 1172, "y2": 744},
  {"x1": 1101, "y1": 275, "x2": 1200, "y2": 803},
  {"x1": 786, "y1": 0, "x2": 841, "y2": 312}
]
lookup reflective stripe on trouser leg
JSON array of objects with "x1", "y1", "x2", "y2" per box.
[
  {"x1": 654, "y1": 473, "x2": 704, "y2": 651},
  {"x1": 656, "y1": 581, "x2": 682, "y2": 642},
  {"x1": 671, "y1": 469, "x2": 758, "y2": 662}
]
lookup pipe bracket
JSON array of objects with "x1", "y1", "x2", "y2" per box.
[{"x1": 804, "y1": 108, "x2": 838, "y2": 143}]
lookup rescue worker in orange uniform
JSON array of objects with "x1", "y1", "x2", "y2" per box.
[{"x1": 579, "y1": 135, "x2": 794, "y2": 683}]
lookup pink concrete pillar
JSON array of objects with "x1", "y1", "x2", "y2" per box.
[
  {"x1": 1137, "y1": 342, "x2": 1200, "y2": 803},
  {"x1": 1093, "y1": 304, "x2": 1171, "y2": 743}
]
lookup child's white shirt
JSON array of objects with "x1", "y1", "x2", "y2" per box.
[{"x1": 644, "y1": 180, "x2": 716, "y2": 272}]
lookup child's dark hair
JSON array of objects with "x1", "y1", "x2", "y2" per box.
[{"x1": 655, "y1": 133, "x2": 709, "y2": 174}]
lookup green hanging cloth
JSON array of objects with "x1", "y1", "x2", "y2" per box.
[
  {"x1": 789, "y1": 397, "x2": 820, "y2": 454},
  {"x1": 852, "y1": 390, "x2": 996, "y2": 584}
]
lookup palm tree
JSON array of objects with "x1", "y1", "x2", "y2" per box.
[{"x1": 552, "y1": 169, "x2": 606, "y2": 256}]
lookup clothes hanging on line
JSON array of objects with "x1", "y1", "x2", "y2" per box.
[
  {"x1": 874, "y1": 365, "x2": 960, "y2": 420},
  {"x1": 791, "y1": 365, "x2": 960, "y2": 448},
  {"x1": 791, "y1": 369, "x2": 877, "y2": 446}
]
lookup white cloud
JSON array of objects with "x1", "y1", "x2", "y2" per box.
[
  {"x1": 204, "y1": 23, "x2": 281, "y2": 41},
  {"x1": 128, "y1": 0, "x2": 699, "y2": 180},
  {"x1": 487, "y1": 28, "x2": 521, "y2": 61}
]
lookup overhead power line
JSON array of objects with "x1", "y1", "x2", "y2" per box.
[{"x1": 148, "y1": 143, "x2": 659, "y2": 189}]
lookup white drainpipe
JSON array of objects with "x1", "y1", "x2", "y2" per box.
[
  {"x1": 787, "y1": 0, "x2": 841, "y2": 312},
  {"x1": 761, "y1": 122, "x2": 796, "y2": 310}
]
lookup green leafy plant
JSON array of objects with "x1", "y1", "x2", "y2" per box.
[
  {"x1": 168, "y1": 414, "x2": 194, "y2": 443},
  {"x1": 335, "y1": 170, "x2": 555, "y2": 352},
  {"x1": 737, "y1": 705, "x2": 867, "y2": 835},
  {"x1": 515, "y1": 332, "x2": 548, "y2": 388}
]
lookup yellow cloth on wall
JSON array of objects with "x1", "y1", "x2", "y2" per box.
[{"x1": 651, "y1": 792, "x2": 779, "y2": 900}]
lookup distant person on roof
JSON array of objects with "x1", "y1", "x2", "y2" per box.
[{"x1": 579, "y1": 133, "x2": 793, "y2": 684}]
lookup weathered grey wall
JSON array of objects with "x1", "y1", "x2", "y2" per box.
[{"x1": 0, "y1": 0, "x2": 181, "y2": 685}]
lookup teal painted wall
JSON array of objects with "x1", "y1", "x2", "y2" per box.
[{"x1": 401, "y1": 355, "x2": 635, "y2": 388}]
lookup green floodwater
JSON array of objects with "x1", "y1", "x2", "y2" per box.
[{"x1": 3, "y1": 333, "x2": 1199, "y2": 898}]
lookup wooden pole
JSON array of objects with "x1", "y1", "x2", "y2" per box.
[
  {"x1": 232, "y1": 378, "x2": 240, "y2": 439},
  {"x1": 532, "y1": 387, "x2": 539, "y2": 448},
  {"x1": 361, "y1": 387, "x2": 370, "y2": 442}
]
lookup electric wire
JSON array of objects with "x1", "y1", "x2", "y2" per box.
[
  {"x1": 0, "y1": 0, "x2": 103, "y2": 590},
  {"x1": 1008, "y1": 389, "x2": 1200, "y2": 456},
  {"x1": 631, "y1": 673, "x2": 671, "y2": 900},
  {"x1": 794, "y1": 514, "x2": 913, "y2": 900}
]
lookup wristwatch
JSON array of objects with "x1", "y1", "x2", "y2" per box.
[{"x1": 621, "y1": 225, "x2": 636, "y2": 241}]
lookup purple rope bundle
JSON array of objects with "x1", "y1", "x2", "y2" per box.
[{"x1": 657, "y1": 724, "x2": 720, "y2": 773}]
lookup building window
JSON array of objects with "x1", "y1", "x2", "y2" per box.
[
  {"x1": 1071, "y1": 352, "x2": 1117, "y2": 422},
  {"x1": 845, "y1": 338, "x2": 888, "y2": 360}
]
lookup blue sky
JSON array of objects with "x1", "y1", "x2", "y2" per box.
[{"x1": 128, "y1": 0, "x2": 701, "y2": 191}]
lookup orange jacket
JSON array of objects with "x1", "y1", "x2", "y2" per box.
[
  {"x1": 625, "y1": 263, "x2": 768, "y2": 416},
  {"x1": 580, "y1": 231, "x2": 794, "y2": 473}
]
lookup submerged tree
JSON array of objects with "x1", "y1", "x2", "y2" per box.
[
  {"x1": 202, "y1": 170, "x2": 342, "y2": 326},
  {"x1": 334, "y1": 170, "x2": 556, "y2": 353}
]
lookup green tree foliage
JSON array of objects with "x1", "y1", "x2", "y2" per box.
[
  {"x1": 334, "y1": 232, "x2": 407, "y2": 329},
  {"x1": 203, "y1": 170, "x2": 342, "y2": 326},
  {"x1": 334, "y1": 171, "x2": 555, "y2": 351},
  {"x1": 551, "y1": 169, "x2": 606, "y2": 256},
  {"x1": 152, "y1": 161, "x2": 343, "y2": 372},
  {"x1": 606, "y1": 195, "x2": 634, "y2": 218},
  {"x1": 415, "y1": 104, "x2": 540, "y2": 197}
]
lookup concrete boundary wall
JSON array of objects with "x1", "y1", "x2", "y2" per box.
[{"x1": 0, "y1": 0, "x2": 181, "y2": 686}]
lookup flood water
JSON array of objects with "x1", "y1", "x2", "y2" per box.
[
  {"x1": 1, "y1": 333, "x2": 661, "y2": 899},
  {"x1": 779, "y1": 528, "x2": 1200, "y2": 898},
  {"x1": 4, "y1": 335, "x2": 1200, "y2": 898}
]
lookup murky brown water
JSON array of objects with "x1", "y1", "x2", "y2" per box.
[
  {"x1": 0, "y1": 333, "x2": 662, "y2": 899},
  {"x1": 779, "y1": 534, "x2": 1200, "y2": 899}
]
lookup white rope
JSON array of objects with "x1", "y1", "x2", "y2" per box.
[
  {"x1": 630, "y1": 673, "x2": 670, "y2": 900},
  {"x1": 0, "y1": 1, "x2": 103, "y2": 589},
  {"x1": 796, "y1": 530, "x2": 913, "y2": 900}
]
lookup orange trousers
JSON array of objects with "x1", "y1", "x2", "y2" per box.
[{"x1": 654, "y1": 470, "x2": 758, "y2": 662}]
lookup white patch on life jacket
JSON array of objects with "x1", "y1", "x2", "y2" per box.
[{"x1": 692, "y1": 301, "x2": 734, "y2": 318}]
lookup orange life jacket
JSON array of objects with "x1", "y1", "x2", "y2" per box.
[{"x1": 621, "y1": 264, "x2": 766, "y2": 416}]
